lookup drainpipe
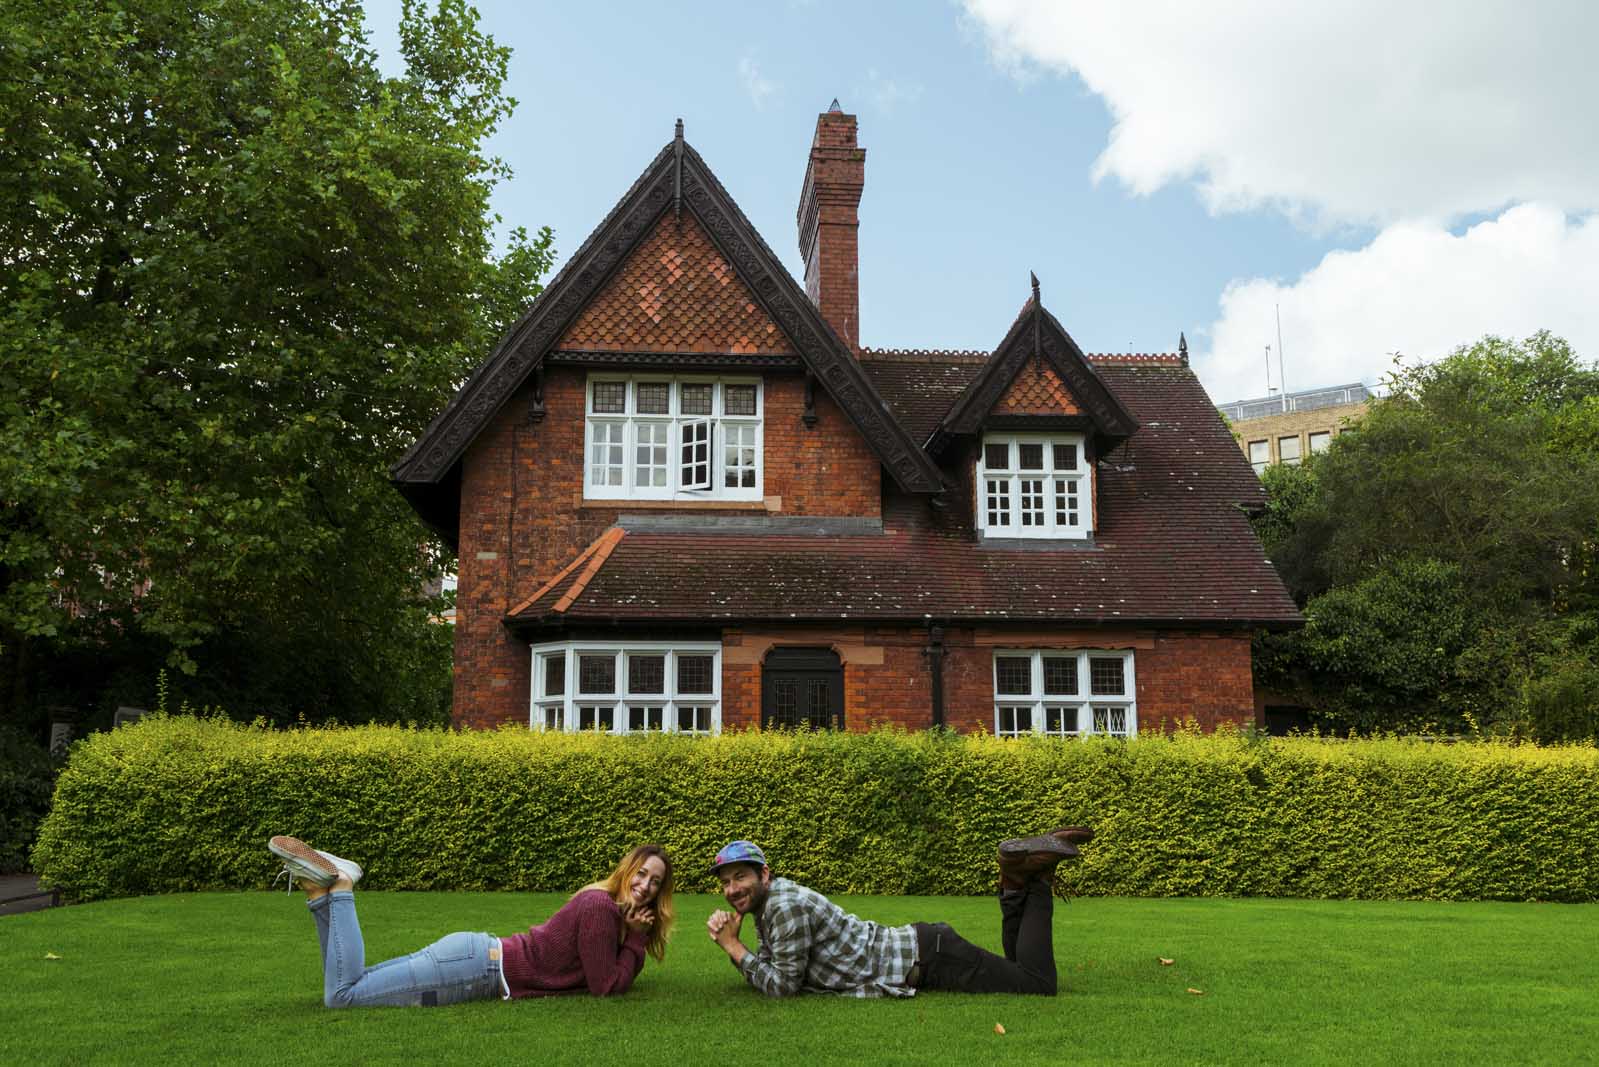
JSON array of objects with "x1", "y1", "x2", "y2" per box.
[{"x1": 923, "y1": 624, "x2": 946, "y2": 729}]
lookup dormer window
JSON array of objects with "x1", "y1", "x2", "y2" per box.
[
  {"x1": 585, "y1": 375, "x2": 762, "y2": 501},
  {"x1": 976, "y1": 433, "x2": 1090, "y2": 539}
]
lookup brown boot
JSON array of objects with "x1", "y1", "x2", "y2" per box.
[
  {"x1": 997, "y1": 834, "x2": 1079, "y2": 889},
  {"x1": 1051, "y1": 825, "x2": 1095, "y2": 846}
]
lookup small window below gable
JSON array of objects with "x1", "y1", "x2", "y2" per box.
[
  {"x1": 976, "y1": 433, "x2": 1090, "y2": 539},
  {"x1": 584, "y1": 375, "x2": 762, "y2": 502}
]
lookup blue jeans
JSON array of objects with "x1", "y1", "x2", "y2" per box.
[{"x1": 308, "y1": 891, "x2": 505, "y2": 1008}]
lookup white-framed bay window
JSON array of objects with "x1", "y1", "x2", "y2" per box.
[
  {"x1": 992, "y1": 649, "x2": 1136, "y2": 738},
  {"x1": 977, "y1": 433, "x2": 1090, "y2": 539},
  {"x1": 585, "y1": 375, "x2": 762, "y2": 501},
  {"x1": 531, "y1": 641, "x2": 721, "y2": 735}
]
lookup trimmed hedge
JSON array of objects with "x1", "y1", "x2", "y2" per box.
[{"x1": 32, "y1": 716, "x2": 1599, "y2": 903}]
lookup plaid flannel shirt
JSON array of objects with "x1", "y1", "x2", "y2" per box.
[{"x1": 736, "y1": 878, "x2": 918, "y2": 998}]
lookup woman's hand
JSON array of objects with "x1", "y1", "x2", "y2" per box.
[{"x1": 622, "y1": 903, "x2": 655, "y2": 938}]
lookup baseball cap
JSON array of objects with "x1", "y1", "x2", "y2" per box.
[{"x1": 710, "y1": 840, "x2": 768, "y2": 874}]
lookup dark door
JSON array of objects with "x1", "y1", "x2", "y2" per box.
[{"x1": 761, "y1": 647, "x2": 844, "y2": 730}]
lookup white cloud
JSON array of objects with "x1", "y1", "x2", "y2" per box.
[
  {"x1": 961, "y1": 0, "x2": 1599, "y2": 227},
  {"x1": 1195, "y1": 204, "x2": 1599, "y2": 403},
  {"x1": 738, "y1": 55, "x2": 778, "y2": 110}
]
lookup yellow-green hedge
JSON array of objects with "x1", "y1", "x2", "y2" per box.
[{"x1": 32, "y1": 716, "x2": 1599, "y2": 903}]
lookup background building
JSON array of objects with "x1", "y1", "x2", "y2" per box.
[{"x1": 1217, "y1": 383, "x2": 1371, "y2": 474}]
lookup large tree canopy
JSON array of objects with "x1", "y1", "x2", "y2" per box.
[
  {"x1": 1255, "y1": 333, "x2": 1599, "y2": 739},
  {"x1": 0, "y1": 0, "x2": 552, "y2": 726}
]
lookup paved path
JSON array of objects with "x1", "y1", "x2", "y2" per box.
[{"x1": 0, "y1": 873, "x2": 57, "y2": 916}]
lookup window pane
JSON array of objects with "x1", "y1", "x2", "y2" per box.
[
  {"x1": 677, "y1": 655, "x2": 713, "y2": 694},
  {"x1": 985, "y1": 479, "x2": 1010, "y2": 527},
  {"x1": 1093, "y1": 706, "x2": 1129, "y2": 736},
  {"x1": 542, "y1": 655, "x2": 565, "y2": 697},
  {"x1": 590, "y1": 423, "x2": 624, "y2": 486},
  {"x1": 996, "y1": 706, "x2": 1029, "y2": 737},
  {"x1": 1089, "y1": 656, "x2": 1124, "y2": 696},
  {"x1": 1019, "y1": 478, "x2": 1044, "y2": 526},
  {"x1": 1018, "y1": 442, "x2": 1045, "y2": 470},
  {"x1": 635, "y1": 422, "x2": 668, "y2": 488},
  {"x1": 592, "y1": 381, "x2": 626, "y2": 413},
  {"x1": 628, "y1": 705, "x2": 664, "y2": 732},
  {"x1": 995, "y1": 656, "x2": 1032, "y2": 696},
  {"x1": 578, "y1": 654, "x2": 615, "y2": 695},
  {"x1": 628, "y1": 655, "x2": 665, "y2": 694},
  {"x1": 1309, "y1": 431, "x2": 1332, "y2": 454},
  {"x1": 680, "y1": 383, "x2": 712, "y2": 415},
  {"x1": 1043, "y1": 657, "x2": 1077, "y2": 695},
  {"x1": 542, "y1": 706, "x2": 564, "y2": 731},
  {"x1": 578, "y1": 705, "x2": 614, "y2": 731},
  {"x1": 1248, "y1": 439, "x2": 1270, "y2": 475},
  {"x1": 1052, "y1": 442, "x2": 1078, "y2": 470},
  {"x1": 984, "y1": 442, "x2": 1010, "y2": 470},
  {"x1": 1278, "y1": 435, "x2": 1302, "y2": 465},
  {"x1": 724, "y1": 384, "x2": 757, "y2": 416},
  {"x1": 1043, "y1": 706, "x2": 1077, "y2": 736},
  {"x1": 724, "y1": 423, "x2": 757, "y2": 489},
  {"x1": 1054, "y1": 478, "x2": 1080, "y2": 528},
  {"x1": 677, "y1": 705, "x2": 712, "y2": 734},
  {"x1": 636, "y1": 382, "x2": 669, "y2": 414},
  {"x1": 681, "y1": 421, "x2": 710, "y2": 488}
]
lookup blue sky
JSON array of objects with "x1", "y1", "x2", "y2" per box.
[{"x1": 362, "y1": 1, "x2": 1598, "y2": 406}]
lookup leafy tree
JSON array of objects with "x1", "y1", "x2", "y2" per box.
[
  {"x1": 0, "y1": 0, "x2": 553, "y2": 727},
  {"x1": 1254, "y1": 333, "x2": 1599, "y2": 739}
]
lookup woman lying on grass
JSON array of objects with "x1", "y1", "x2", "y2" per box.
[{"x1": 268, "y1": 836, "x2": 674, "y2": 1008}]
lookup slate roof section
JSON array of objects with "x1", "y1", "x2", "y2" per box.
[{"x1": 506, "y1": 358, "x2": 1296, "y2": 630}]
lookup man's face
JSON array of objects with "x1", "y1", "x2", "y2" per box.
[{"x1": 717, "y1": 863, "x2": 771, "y2": 915}]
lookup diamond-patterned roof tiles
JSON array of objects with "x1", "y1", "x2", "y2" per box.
[{"x1": 557, "y1": 210, "x2": 794, "y2": 355}]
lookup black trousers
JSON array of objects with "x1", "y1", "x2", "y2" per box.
[{"x1": 911, "y1": 878, "x2": 1056, "y2": 996}]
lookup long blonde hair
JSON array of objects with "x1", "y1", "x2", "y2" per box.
[{"x1": 579, "y1": 844, "x2": 675, "y2": 962}]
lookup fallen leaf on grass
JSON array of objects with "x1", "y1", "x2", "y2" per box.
[
  {"x1": 994, "y1": 1024, "x2": 1006, "y2": 1035},
  {"x1": 1158, "y1": 957, "x2": 1174, "y2": 966},
  {"x1": 1186, "y1": 988, "x2": 1204, "y2": 995},
  {"x1": 44, "y1": 952, "x2": 61, "y2": 960}
]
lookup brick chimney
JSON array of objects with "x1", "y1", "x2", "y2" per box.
[{"x1": 797, "y1": 105, "x2": 864, "y2": 350}]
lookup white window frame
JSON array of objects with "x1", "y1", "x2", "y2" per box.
[
  {"x1": 584, "y1": 375, "x2": 762, "y2": 502},
  {"x1": 991, "y1": 649, "x2": 1136, "y2": 738},
  {"x1": 530, "y1": 640, "x2": 722, "y2": 735},
  {"x1": 976, "y1": 433, "x2": 1091, "y2": 539}
]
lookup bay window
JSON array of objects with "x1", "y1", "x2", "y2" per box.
[
  {"x1": 585, "y1": 376, "x2": 762, "y2": 501},
  {"x1": 532, "y1": 641, "x2": 721, "y2": 735}
]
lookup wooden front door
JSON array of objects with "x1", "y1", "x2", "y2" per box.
[{"x1": 761, "y1": 647, "x2": 844, "y2": 730}]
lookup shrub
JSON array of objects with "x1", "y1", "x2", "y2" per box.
[
  {"x1": 32, "y1": 716, "x2": 1599, "y2": 903},
  {"x1": 0, "y1": 726, "x2": 61, "y2": 874}
]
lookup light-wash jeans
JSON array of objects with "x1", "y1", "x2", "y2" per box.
[{"x1": 308, "y1": 890, "x2": 505, "y2": 1008}]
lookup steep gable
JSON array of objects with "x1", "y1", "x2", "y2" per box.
[{"x1": 556, "y1": 211, "x2": 794, "y2": 355}]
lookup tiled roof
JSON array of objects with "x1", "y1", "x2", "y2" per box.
[
  {"x1": 507, "y1": 358, "x2": 1296, "y2": 629},
  {"x1": 556, "y1": 211, "x2": 793, "y2": 355}
]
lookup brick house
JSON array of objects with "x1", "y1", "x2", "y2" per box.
[{"x1": 392, "y1": 110, "x2": 1301, "y2": 736}]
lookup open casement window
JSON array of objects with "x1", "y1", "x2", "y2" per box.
[
  {"x1": 992, "y1": 649, "x2": 1136, "y2": 738},
  {"x1": 976, "y1": 434, "x2": 1090, "y2": 539},
  {"x1": 531, "y1": 642, "x2": 721, "y2": 735},
  {"x1": 585, "y1": 376, "x2": 761, "y2": 502}
]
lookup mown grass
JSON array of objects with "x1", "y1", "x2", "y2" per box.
[{"x1": 3, "y1": 892, "x2": 1595, "y2": 1065}]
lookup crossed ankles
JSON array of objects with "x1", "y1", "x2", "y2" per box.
[
  {"x1": 996, "y1": 825, "x2": 1095, "y2": 890},
  {"x1": 269, "y1": 835, "x2": 364, "y2": 897}
]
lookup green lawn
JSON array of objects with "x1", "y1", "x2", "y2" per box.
[{"x1": 3, "y1": 892, "x2": 1594, "y2": 1065}]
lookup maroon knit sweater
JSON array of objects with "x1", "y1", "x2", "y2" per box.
[{"x1": 499, "y1": 889, "x2": 648, "y2": 998}]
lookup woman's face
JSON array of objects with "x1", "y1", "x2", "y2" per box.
[{"x1": 627, "y1": 855, "x2": 667, "y2": 907}]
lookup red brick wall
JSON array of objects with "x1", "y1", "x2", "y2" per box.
[
  {"x1": 798, "y1": 112, "x2": 864, "y2": 350},
  {"x1": 451, "y1": 367, "x2": 882, "y2": 726},
  {"x1": 713, "y1": 626, "x2": 1255, "y2": 734}
]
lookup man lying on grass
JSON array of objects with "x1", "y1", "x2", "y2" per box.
[{"x1": 705, "y1": 830, "x2": 1091, "y2": 998}]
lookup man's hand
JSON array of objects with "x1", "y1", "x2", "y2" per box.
[{"x1": 707, "y1": 908, "x2": 746, "y2": 961}]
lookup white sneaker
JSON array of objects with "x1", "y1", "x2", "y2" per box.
[
  {"x1": 316, "y1": 849, "x2": 363, "y2": 887},
  {"x1": 268, "y1": 835, "x2": 340, "y2": 890}
]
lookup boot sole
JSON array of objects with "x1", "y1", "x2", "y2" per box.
[
  {"x1": 269, "y1": 835, "x2": 339, "y2": 887},
  {"x1": 999, "y1": 834, "x2": 1079, "y2": 859}
]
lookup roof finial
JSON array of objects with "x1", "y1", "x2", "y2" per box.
[
  {"x1": 1030, "y1": 271, "x2": 1040, "y2": 304},
  {"x1": 673, "y1": 118, "x2": 684, "y2": 226},
  {"x1": 828, "y1": 98, "x2": 842, "y2": 113},
  {"x1": 1178, "y1": 331, "x2": 1189, "y2": 365},
  {"x1": 1030, "y1": 272, "x2": 1043, "y2": 370}
]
